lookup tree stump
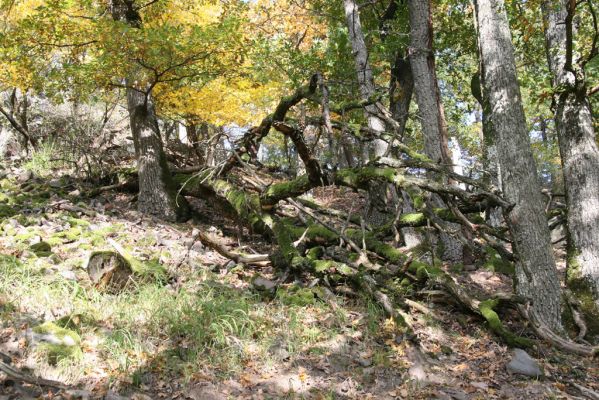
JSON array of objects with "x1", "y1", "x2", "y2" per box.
[{"x1": 85, "y1": 251, "x2": 132, "y2": 291}]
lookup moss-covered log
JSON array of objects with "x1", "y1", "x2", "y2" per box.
[{"x1": 406, "y1": 260, "x2": 534, "y2": 347}]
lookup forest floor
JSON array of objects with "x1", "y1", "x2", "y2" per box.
[{"x1": 0, "y1": 166, "x2": 598, "y2": 399}]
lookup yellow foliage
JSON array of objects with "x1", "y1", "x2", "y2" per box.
[{"x1": 156, "y1": 77, "x2": 285, "y2": 126}]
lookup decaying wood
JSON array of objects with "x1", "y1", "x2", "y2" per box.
[
  {"x1": 0, "y1": 359, "x2": 67, "y2": 390},
  {"x1": 197, "y1": 231, "x2": 270, "y2": 267}
]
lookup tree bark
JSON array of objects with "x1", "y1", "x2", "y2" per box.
[
  {"x1": 474, "y1": 0, "x2": 562, "y2": 332},
  {"x1": 111, "y1": 0, "x2": 189, "y2": 222},
  {"x1": 343, "y1": 0, "x2": 387, "y2": 158},
  {"x1": 407, "y1": 0, "x2": 462, "y2": 262},
  {"x1": 344, "y1": 0, "x2": 392, "y2": 224},
  {"x1": 541, "y1": 0, "x2": 599, "y2": 331},
  {"x1": 389, "y1": 55, "x2": 414, "y2": 140}
]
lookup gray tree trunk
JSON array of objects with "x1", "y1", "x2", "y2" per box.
[
  {"x1": 344, "y1": 0, "x2": 391, "y2": 224},
  {"x1": 541, "y1": 0, "x2": 599, "y2": 331},
  {"x1": 471, "y1": 70, "x2": 502, "y2": 227},
  {"x1": 407, "y1": 0, "x2": 451, "y2": 165},
  {"x1": 111, "y1": 0, "x2": 189, "y2": 222},
  {"x1": 474, "y1": 0, "x2": 562, "y2": 332},
  {"x1": 407, "y1": 0, "x2": 463, "y2": 263},
  {"x1": 343, "y1": 0, "x2": 387, "y2": 159}
]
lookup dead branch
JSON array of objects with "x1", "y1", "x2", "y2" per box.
[{"x1": 197, "y1": 231, "x2": 270, "y2": 267}]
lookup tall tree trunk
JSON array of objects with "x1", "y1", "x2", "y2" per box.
[
  {"x1": 407, "y1": 0, "x2": 462, "y2": 262},
  {"x1": 541, "y1": 0, "x2": 599, "y2": 332},
  {"x1": 474, "y1": 0, "x2": 562, "y2": 332},
  {"x1": 471, "y1": 71, "x2": 502, "y2": 227},
  {"x1": 111, "y1": 0, "x2": 189, "y2": 222},
  {"x1": 343, "y1": 0, "x2": 387, "y2": 158},
  {"x1": 344, "y1": 0, "x2": 391, "y2": 223}
]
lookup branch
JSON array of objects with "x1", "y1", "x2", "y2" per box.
[
  {"x1": 0, "y1": 102, "x2": 34, "y2": 148},
  {"x1": 197, "y1": 231, "x2": 270, "y2": 267},
  {"x1": 220, "y1": 74, "x2": 321, "y2": 175},
  {"x1": 565, "y1": 0, "x2": 576, "y2": 73}
]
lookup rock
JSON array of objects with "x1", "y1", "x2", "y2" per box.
[
  {"x1": 48, "y1": 178, "x2": 63, "y2": 188},
  {"x1": 104, "y1": 391, "x2": 129, "y2": 400},
  {"x1": 85, "y1": 251, "x2": 132, "y2": 292},
  {"x1": 29, "y1": 241, "x2": 52, "y2": 257},
  {"x1": 268, "y1": 340, "x2": 290, "y2": 360},
  {"x1": 65, "y1": 389, "x2": 92, "y2": 400},
  {"x1": 435, "y1": 388, "x2": 468, "y2": 400},
  {"x1": 30, "y1": 322, "x2": 80, "y2": 347},
  {"x1": 68, "y1": 189, "x2": 81, "y2": 197},
  {"x1": 251, "y1": 275, "x2": 276, "y2": 292},
  {"x1": 59, "y1": 270, "x2": 77, "y2": 281},
  {"x1": 16, "y1": 169, "x2": 32, "y2": 184},
  {"x1": 357, "y1": 356, "x2": 372, "y2": 367},
  {"x1": 185, "y1": 384, "x2": 225, "y2": 400},
  {"x1": 506, "y1": 348, "x2": 543, "y2": 377}
]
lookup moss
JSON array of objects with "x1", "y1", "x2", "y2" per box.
[
  {"x1": 483, "y1": 247, "x2": 515, "y2": 275},
  {"x1": 261, "y1": 175, "x2": 311, "y2": 206},
  {"x1": 399, "y1": 212, "x2": 425, "y2": 225},
  {"x1": 66, "y1": 217, "x2": 90, "y2": 227},
  {"x1": 33, "y1": 321, "x2": 82, "y2": 364},
  {"x1": 335, "y1": 167, "x2": 404, "y2": 189},
  {"x1": 567, "y1": 278, "x2": 599, "y2": 336},
  {"x1": 479, "y1": 299, "x2": 534, "y2": 348},
  {"x1": 0, "y1": 204, "x2": 16, "y2": 219},
  {"x1": 30, "y1": 241, "x2": 52, "y2": 257},
  {"x1": 306, "y1": 246, "x2": 324, "y2": 261},
  {"x1": 273, "y1": 221, "x2": 300, "y2": 266},
  {"x1": 277, "y1": 285, "x2": 316, "y2": 307},
  {"x1": 407, "y1": 260, "x2": 441, "y2": 280},
  {"x1": 52, "y1": 226, "x2": 84, "y2": 242}
]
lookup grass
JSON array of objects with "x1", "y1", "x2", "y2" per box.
[{"x1": 0, "y1": 175, "x2": 389, "y2": 395}]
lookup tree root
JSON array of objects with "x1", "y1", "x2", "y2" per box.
[{"x1": 518, "y1": 305, "x2": 599, "y2": 357}]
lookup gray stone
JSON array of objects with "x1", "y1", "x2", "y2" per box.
[
  {"x1": 252, "y1": 275, "x2": 276, "y2": 292},
  {"x1": 48, "y1": 178, "x2": 63, "y2": 188},
  {"x1": 59, "y1": 270, "x2": 77, "y2": 281},
  {"x1": 506, "y1": 348, "x2": 543, "y2": 377},
  {"x1": 17, "y1": 169, "x2": 32, "y2": 183}
]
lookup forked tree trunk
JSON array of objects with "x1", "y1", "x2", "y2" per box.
[
  {"x1": 407, "y1": 0, "x2": 462, "y2": 262},
  {"x1": 541, "y1": 0, "x2": 599, "y2": 331},
  {"x1": 474, "y1": 0, "x2": 562, "y2": 332},
  {"x1": 111, "y1": 0, "x2": 189, "y2": 222}
]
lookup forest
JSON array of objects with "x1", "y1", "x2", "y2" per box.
[{"x1": 0, "y1": 0, "x2": 598, "y2": 398}]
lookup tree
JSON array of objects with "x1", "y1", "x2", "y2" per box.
[
  {"x1": 473, "y1": 0, "x2": 562, "y2": 332},
  {"x1": 541, "y1": 0, "x2": 599, "y2": 330},
  {"x1": 407, "y1": 0, "x2": 463, "y2": 262},
  {"x1": 109, "y1": 0, "x2": 189, "y2": 222}
]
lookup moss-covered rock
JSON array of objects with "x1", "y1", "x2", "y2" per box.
[
  {"x1": 30, "y1": 241, "x2": 52, "y2": 257},
  {"x1": 32, "y1": 321, "x2": 82, "y2": 364},
  {"x1": 85, "y1": 250, "x2": 132, "y2": 291},
  {"x1": 277, "y1": 285, "x2": 316, "y2": 306}
]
